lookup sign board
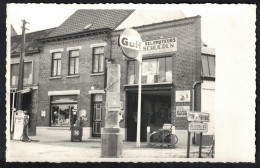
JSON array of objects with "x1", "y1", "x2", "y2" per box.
[
  {"x1": 176, "y1": 106, "x2": 190, "y2": 117},
  {"x1": 176, "y1": 90, "x2": 191, "y2": 102},
  {"x1": 188, "y1": 122, "x2": 208, "y2": 133},
  {"x1": 107, "y1": 92, "x2": 121, "y2": 111},
  {"x1": 143, "y1": 37, "x2": 177, "y2": 55},
  {"x1": 187, "y1": 111, "x2": 210, "y2": 122},
  {"x1": 119, "y1": 28, "x2": 143, "y2": 60}
]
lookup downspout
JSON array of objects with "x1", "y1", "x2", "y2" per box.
[
  {"x1": 192, "y1": 80, "x2": 203, "y2": 111},
  {"x1": 104, "y1": 31, "x2": 113, "y2": 89},
  {"x1": 192, "y1": 80, "x2": 203, "y2": 144}
]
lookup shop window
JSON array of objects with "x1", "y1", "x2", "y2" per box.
[
  {"x1": 92, "y1": 47, "x2": 104, "y2": 73},
  {"x1": 127, "y1": 57, "x2": 172, "y2": 84},
  {"x1": 51, "y1": 52, "x2": 61, "y2": 77},
  {"x1": 11, "y1": 62, "x2": 32, "y2": 86},
  {"x1": 68, "y1": 50, "x2": 79, "y2": 75},
  {"x1": 201, "y1": 55, "x2": 215, "y2": 77},
  {"x1": 50, "y1": 95, "x2": 77, "y2": 127}
]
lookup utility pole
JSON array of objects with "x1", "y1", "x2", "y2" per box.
[{"x1": 16, "y1": 20, "x2": 29, "y2": 110}]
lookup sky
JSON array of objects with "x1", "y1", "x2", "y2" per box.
[{"x1": 6, "y1": 4, "x2": 256, "y2": 162}]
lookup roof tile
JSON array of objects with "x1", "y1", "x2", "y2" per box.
[{"x1": 47, "y1": 9, "x2": 134, "y2": 38}]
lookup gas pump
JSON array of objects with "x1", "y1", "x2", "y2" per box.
[{"x1": 13, "y1": 110, "x2": 29, "y2": 141}]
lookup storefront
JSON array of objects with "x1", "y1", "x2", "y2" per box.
[{"x1": 29, "y1": 10, "x2": 215, "y2": 145}]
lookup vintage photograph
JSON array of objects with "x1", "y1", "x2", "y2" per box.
[{"x1": 6, "y1": 4, "x2": 255, "y2": 162}]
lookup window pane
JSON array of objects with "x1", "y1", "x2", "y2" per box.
[
  {"x1": 52, "y1": 60, "x2": 57, "y2": 76},
  {"x1": 93, "y1": 55, "x2": 99, "y2": 72},
  {"x1": 51, "y1": 105, "x2": 59, "y2": 126},
  {"x1": 23, "y1": 62, "x2": 32, "y2": 85},
  {"x1": 70, "y1": 50, "x2": 79, "y2": 57},
  {"x1": 75, "y1": 57, "x2": 79, "y2": 74},
  {"x1": 166, "y1": 57, "x2": 172, "y2": 82},
  {"x1": 201, "y1": 55, "x2": 210, "y2": 77},
  {"x1": 208, "y1": 56, "x2": 215, "y2": 77},
  {"x1": 128, "y1": 61, "x2": 135, "y2": 84},
  {"x1": 57, "y1": 60, "x2": 61, "y2": 76},
  {"x1": 158, "y1": 58, "x2": 166, "y2": 82},
  {"x1": 99, "y1": 55, "x2": 104, "y2": 72},
  {"x1": 70, "y1": 58, "x2": 75, "y2": 75},
  {"x1": 93, "y1": 94, "x2": 103, "y2": 102},
  {"x1": 59, "y1": 105, "x2": 70, "y2": 126},
  {"x1": 94, "y1": 47, "x2": 104, "y2": 54},
  {"x1": 53, "y1": 52, "x2": 61, "y2": 59},
  {"x1": 11, "y1": 64, "x2": 19, "y2": 86}
]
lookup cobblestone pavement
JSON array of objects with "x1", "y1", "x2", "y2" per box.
[{"x1": 6, "y1": 137, "x2": 214, "y2": 162}]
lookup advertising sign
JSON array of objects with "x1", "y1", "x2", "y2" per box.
[
  {"x1": 188, "y1": 122, "x2": 208, "y2": 133},
  {"x1": 119, "y1": 28, "x2": 143, "y2": 60},
  {"x1": 107, "y1": 92, "x2": 121, "y2": 111},
  {"x1": 143, "y1": 37, "x2": 177, "y2": 55},
  {"x1": 187, "y1": 111, "x2": 210, "y2": 122},
  {"x1": 176, "y1": 90, "x2": 191, "y2": 102},
  {"x1": 176, "y1": 106, "x2": 190, "y2": 117}
]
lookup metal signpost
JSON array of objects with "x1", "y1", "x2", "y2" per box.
[
  {"x1": 119, "y1": 28, "x2": 143, "y2": 147},
  {"x1": 187, "y1": 111, "x2": 210, "y2": 158}
]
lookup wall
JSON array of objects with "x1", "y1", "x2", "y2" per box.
[
  {"x1": 37, "y1": 34, "x2": 109, "y2": 134},
  {"x1": 201, "y1": 80, "x2": 215, "y2": 135}
]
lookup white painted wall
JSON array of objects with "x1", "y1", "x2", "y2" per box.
[
  {"x1": 201, "y1": 81, "x2": 215, "y2": 135},
  {"x1": 116, "y1": 9, "x2": 185, "y2": 30}
]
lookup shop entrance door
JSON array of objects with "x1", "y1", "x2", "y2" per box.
[
  {"x1": 92, "y1": 103, "x2": 102, "y2": 137},
  {"x1": 126, "y1": 90, "x2": 171, "y2": 142}
]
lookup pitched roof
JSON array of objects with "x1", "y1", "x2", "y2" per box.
[
  {"x1": 47, "y1": 9, "x2": 134, "y2": 38},
  {"x1": 11, "y1": 25, "x2": 17, "y2": 36},
  {"x1": 11, "y1": 28, "x2": 55, "y2": 55}
]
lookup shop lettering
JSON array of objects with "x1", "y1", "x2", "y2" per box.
[
  {"x1": 120, "y1": 37, "x2": 142, "y2": 50},
  {"x1": 142, "y1": 37, "x2": 177, "y2": 54},
  {"x1": 190, "y1": 124, "x2": 206, "y2": 130}
]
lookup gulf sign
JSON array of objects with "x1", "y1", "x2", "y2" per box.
[{"x1": 118, "y1": 28, "x2": 143, "y2": 59}]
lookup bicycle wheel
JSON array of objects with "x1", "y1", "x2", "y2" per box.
[
  {"x1": 150, "y1": 132, "x2": 160, "y2": 146},
  {"x1": 174, "y1": 134, "x2": 178, "y2": 144},
  {"x1": 162, "y1": 133, "x2": 171, "y2": 147}
]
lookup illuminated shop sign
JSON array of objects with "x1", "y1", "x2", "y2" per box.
[{"x1": 143, "y1": 37, "x2": 177, "y2": 55}]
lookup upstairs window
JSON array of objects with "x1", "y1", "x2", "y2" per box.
[
  {"x1": 127, "y1": 57, "x2": 172, "y2": 84},
  {"x1": 51, "y1": 52, "x2": 61, "y2": 77},
  {"x1": 11, "y1": 62, "x2": 33, "y2": 86},
  {"x1": 92, "y1": 47, "x2": 104, "y2": 73},
  {"x1": 201, "y1": 55, "x2": 215, "y2": 77},
  {"x1": 68, "y1": 50, "x2": 79, "y2": 75}
]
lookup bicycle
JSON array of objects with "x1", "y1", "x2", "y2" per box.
[{"x1": 149, "y1": 124, "x2": 178, "y2": 147}]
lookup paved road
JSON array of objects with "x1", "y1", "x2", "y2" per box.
[{"x1": 6, "y1": 138, "x2": 214, "y2": 162}]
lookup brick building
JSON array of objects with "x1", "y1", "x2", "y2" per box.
[
  {"x1": 10, "y1": 27, "x2": 54, "y2": 135},
  {"x1": 11, "y1": 9, "x2": 215, "y2": 145}
]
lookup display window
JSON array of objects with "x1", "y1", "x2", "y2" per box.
[
  {"x1": 127, "y1": 56, "x2": 172, "y2": 84},
  {"x1": 50, "y1": 95, "x2": 77, "y2": 127}
]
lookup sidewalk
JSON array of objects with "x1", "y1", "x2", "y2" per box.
[{"x1": 6, "y1": 135, "x2": 214, "y2": 162}]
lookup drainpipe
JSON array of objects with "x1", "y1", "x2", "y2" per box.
[
  {"x1": 104, "y1": 31, "x2": 113, "y2": 89},
  {"x1": 192, "y1": 80, "x2": 203, "y2": 144}
]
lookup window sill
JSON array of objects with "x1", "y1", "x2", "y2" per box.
[
  {"x1": 124, "y1": 82, "x2": 173, "y2": 87},
  {"x1": 90, "y1": 73, "x2": 104, "y2": 76},
  {"x1": 49, "y1": 76, "x2": 61, "y2": 79},
  {"x1": 67, "y1": 75, "x2": 80, "y2": 78}
]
